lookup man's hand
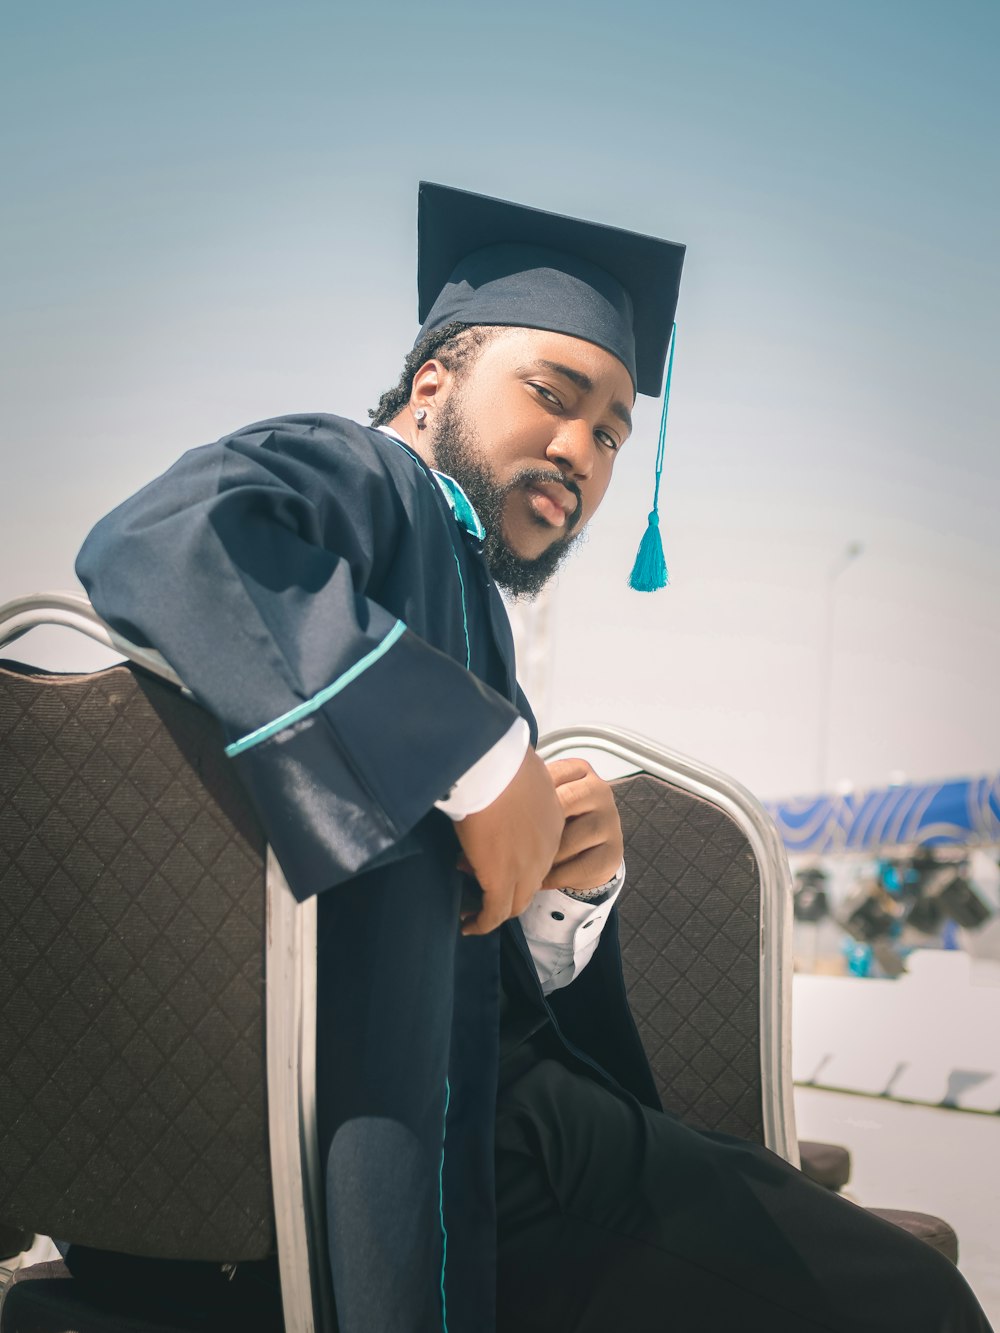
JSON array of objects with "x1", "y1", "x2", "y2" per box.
[
  {"x1": 457, "y1": 747, "x2": 564, "y2": 937},
  {"x1": 541, "y1": 758, "x2": 624, "y2": 892}
]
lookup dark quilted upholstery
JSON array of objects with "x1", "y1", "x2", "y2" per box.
[
  {"x1": 613, "y1": 773, "x2": 765, "y2": 1143},
  {"x1": 0, "y1": 661, "x2": 273, "y2": 1261}
]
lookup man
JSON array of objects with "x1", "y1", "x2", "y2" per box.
[{"x1": 75, "y1": 184, "x2": 990, "y2": 1332}]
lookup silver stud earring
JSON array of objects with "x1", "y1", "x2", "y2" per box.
[{"x1": 414, "y1": 408, "x2": 427, "y2": 427}]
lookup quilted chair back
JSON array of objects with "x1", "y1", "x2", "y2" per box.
[
  {"x1": 614, "y1": 774, "x2": 764, "y2": 1141},
  {"x1": 0, "y1": 657, "x2": 274, "y2": 1261},
  {"x1": 541, "y1": 728, "x2": 797, "y2": 1164}
]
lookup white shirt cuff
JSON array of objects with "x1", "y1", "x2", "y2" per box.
[
  {"x1": 434, "y1": 718, "x2": 530, "y2": 820},
  {"x1": 520, "y1": 860, "x2": 626, "y2": 995}
]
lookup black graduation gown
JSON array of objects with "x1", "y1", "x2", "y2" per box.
[{"x1": 76, "y1": 414, "x2": 657, "y2": 1333}]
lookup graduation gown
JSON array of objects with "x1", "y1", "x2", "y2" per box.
[{"x1": 76, "y1": 414, "x2": 656, "y2": 1333}]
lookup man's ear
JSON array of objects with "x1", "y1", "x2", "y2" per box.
[{"x1": 409, "y1": 358, "x2": 453, "y2": 420}]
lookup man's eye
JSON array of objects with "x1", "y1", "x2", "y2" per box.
[
  {"x1": 529, "y1": 383, "x2": 563, "y2": 408},
  {"x1": 596, "y1": 431, "x2": 620, "y2": 453}
]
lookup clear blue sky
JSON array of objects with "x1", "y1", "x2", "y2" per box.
[{"x1": 3, "y1": 0, "x2": 998, "y2": 798}]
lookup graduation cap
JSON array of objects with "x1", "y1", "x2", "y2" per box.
[{"x1": 416, "y1": 182, "x2": 686, "y2": 590}]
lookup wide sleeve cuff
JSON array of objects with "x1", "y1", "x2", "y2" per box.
[{"x1": 228, "y1": 626, "x2": 521, "y2": 899}]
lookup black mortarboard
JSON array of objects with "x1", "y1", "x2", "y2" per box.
[{"x1": 416, "y1": 182, "x2": 684, "y2": 398}]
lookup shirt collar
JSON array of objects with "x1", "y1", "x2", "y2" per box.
[{"x1": 376, "y1": 425, "x2": 486, "y2": 542}]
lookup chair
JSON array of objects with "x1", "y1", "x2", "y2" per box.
[
  {"x1": 0, "y1": 592, "x2": 333, "y2": 1332},
  {"x1": 538, "y1": 728, "x2": 959, "y2": 1264},
  {"x1": 538, "y1": 726, "x2": 799, "y2": 1163}
]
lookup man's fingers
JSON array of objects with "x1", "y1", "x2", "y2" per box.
[
  {"x1": 461, "y1": 905, "x2": 503, "y2": 937},
  {"x1": 545, "y1": 757, "x2": 593, "y2": 788},
  {"x1": 455, "y1": 754, "x2": 620, "y2": 919},
  {"x1": 461, "y1": 881, "x2": 516, "y2": 936},
  {"x1": 461, "y1": 870, "x2": 543, "y2": 934},
  {"x1": 542, "y1": 846, "x2": 620, "y2": 892},
  {"x1": 543, "y1": 807, "x2": 623, "y2": 891},
  {"x1": 548, "y1": 764, "x2": 617, "y2": 821},
  {"x1": 461, "y1": 915, "x2": 492, "y2": 937},
  {"x1": 461, "y1": 906, "x2": 512, "y2": 936},
  {"x1": 553, "y1": 776, "x2": 601, "y2": 818},
  {"x1": 548, "y1": 811, "x2": 605, "y2": 864}
]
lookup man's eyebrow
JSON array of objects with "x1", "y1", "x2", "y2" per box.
[
  {"x1": 610, "y1": 398, "x2": 633, "y2": 434},
  {"x1": 526, "y1": 359, "x2": 634, "y2": 435},
  {"x1": 533, "y1": 359, "x2": 594, "y2": 394}
]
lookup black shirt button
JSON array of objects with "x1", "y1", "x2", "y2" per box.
[
  {"x1": 550, "y1": 910, "x2": 565, "y2": 921},
  {"x1": 582, "y1": 920, "x2": 594, "y2": 928}
]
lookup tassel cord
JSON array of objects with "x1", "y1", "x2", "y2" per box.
[
  {"x1": 650, "y1": 321, "x2": 676, "y2": 518},
  {"x1": 628, "y1": 324, "x2": 676, "y2": 591}
]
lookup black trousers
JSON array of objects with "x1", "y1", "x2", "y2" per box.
[{"x1": 495, "y1": 1059, "x2": 992, "y2": 1333}]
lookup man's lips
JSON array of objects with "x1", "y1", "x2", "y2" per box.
[{"x1": 525, "y1": 481, "x2": 578, "y2": 528}]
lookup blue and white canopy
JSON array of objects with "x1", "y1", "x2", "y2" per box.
[{"x1": 767, "y1": 775, "x2": 1000, "y2": 855}]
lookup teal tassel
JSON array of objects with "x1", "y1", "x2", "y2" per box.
[
  {"x1": 629, "y1": 511, "x2": 667, "y2": 590},
  {"x1": 629, "y1": 322, "x2": 676, "y2": 592}
]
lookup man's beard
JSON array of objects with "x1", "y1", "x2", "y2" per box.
[{"x1": 431, "y1": 394, "x2": 582, "y2": 600}]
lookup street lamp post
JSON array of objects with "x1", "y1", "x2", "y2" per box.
[{"x1": 816, "y1": 541, "x2": 864, "y2": 794}]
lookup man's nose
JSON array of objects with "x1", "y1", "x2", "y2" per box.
[{"x1": 545, "y1": 420, "x2": 594, "y2": 481}]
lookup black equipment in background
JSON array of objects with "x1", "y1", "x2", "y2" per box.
[{"x1": 793, "y1": 867, "x2": 830, "y2": 923}]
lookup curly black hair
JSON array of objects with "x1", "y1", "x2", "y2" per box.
[{"x1": 368, "y1": 323, "x2": 501, "y2": 427}]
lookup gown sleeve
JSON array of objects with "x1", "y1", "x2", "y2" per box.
[{"x1": 76, "y1": 417, "x2": 522, "y2": 899}]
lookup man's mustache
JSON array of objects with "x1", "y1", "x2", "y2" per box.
[{"x1": 508, "y1": 469, "x2": 583, "y2": 531}]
